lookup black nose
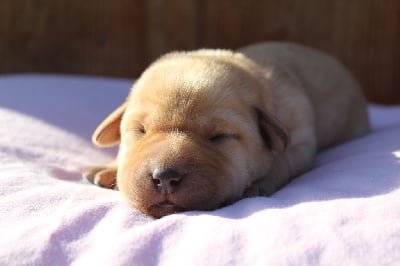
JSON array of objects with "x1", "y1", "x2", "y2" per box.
[{"x1": 152, "y1": 168, "x2": 183, "y2": 194}]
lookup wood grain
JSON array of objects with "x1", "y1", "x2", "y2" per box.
[{"x1": 0, "y1": 0, "x2": 399, "y2": 103}]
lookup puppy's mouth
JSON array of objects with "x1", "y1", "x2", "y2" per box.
[{"x1": 148, "y1": 201, "x2": 187, "y2": 218}]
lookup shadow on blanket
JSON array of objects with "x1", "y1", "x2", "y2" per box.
[
  {"x1": 186, "y1": 125, "x2": 400, "y2": 219},
  {"x1": 0, "y1": 74, "x2": 132, "y2": 140}
]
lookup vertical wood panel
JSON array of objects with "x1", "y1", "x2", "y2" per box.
[
  {"x1": 0, "y1": 0, "x2": 146, "y2": 77},
  {"x1": 197, "y1": 0, "x2": 400, "y2": 104},
  {"x1": 0, "y1": 0, "x2": 399, "y2": 103},
  {"x1": 144, "y1": 0, "x2": 199, "y2": 63}
]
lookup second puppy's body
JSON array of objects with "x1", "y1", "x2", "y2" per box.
[{"x1": 84, "y1": 42, "x2": 370, "y2": 218}]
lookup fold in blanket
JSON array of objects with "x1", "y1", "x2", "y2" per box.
[{"x1": 0, "y1": 75, "x2": 399, "y2": 265}]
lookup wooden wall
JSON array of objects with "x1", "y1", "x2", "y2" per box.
[{"x1": 0, "y1": 0, "x2": 399, "y2": 104}]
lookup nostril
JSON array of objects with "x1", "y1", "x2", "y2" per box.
[
  {"x1": 152, "y1": 177, "x2": 162, "y2": 186},
  {"x1": 169, "y1": 178, "x2": 180, "y2": 187}
]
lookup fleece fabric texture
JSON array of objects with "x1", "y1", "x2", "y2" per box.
[{"x1": 0, "y1": 74, "x2": 399, "y2": 266}]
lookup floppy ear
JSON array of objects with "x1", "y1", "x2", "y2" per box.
[
  {"x1": 254, "y1": 107, "x2": 291, "y2": 152},
  {"x1": 92, "y1": 101, "x2": 128, "y2": 147}
]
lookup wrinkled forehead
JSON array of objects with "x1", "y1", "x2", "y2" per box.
[
  {"x1": 131, "y1": 61, "x2": 236, "y2": 102},
  {"x1": 123, "y1": 64, "x2": 253, "y2": 132},
  {"x1": 134, "y1": 57, "x2": 242, "y2": 94}
]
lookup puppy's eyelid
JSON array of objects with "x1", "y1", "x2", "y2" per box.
[
  {"x1": 129, "y1": 125, "x2": 146, "y2": 135},
  {"x1": 208, "y1": 133, "x2": 233, "y2": 143}
]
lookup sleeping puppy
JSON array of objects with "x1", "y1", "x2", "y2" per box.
[{"x1": 83, "y1": 42, "x2": 370, "y2": 218}]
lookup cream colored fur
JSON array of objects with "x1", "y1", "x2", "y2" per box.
[{"x1": 83, "y1": 42, "x2": 370, "y2": 218}]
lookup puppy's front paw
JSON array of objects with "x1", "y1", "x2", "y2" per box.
[{"x1": 83, "y1": 166, "x2": 118, "y2": 190}]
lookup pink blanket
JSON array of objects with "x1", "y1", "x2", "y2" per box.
[{"x1": 1, "y1": 74, "x2": 399, "y2": 265}]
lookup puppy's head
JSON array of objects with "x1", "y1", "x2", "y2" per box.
[{"x1": 93, "y1": 50, "x2": 289, "y2": 218}]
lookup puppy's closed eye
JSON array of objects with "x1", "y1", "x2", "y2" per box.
[
  {"x1": 208, "y1": 134, "x2": 236, "y2": 144},
  {"x1": 129, "y1": 122, "x2": 146, "y2": 137}
]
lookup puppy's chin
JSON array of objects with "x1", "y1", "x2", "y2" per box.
[
  {"x1": 137, "y1": 197, "x2": 235, "y2": 218},
  {"x1": 122, "y1": 182, "x2": 234, "y2": 218},
  {"x1": 146, "y1": 202, "x2": 187, "y2": 218}
]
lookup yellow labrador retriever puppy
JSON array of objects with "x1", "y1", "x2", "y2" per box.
[{"x1": 84, "y1": 42, "x2": 370, "y2": 218}]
